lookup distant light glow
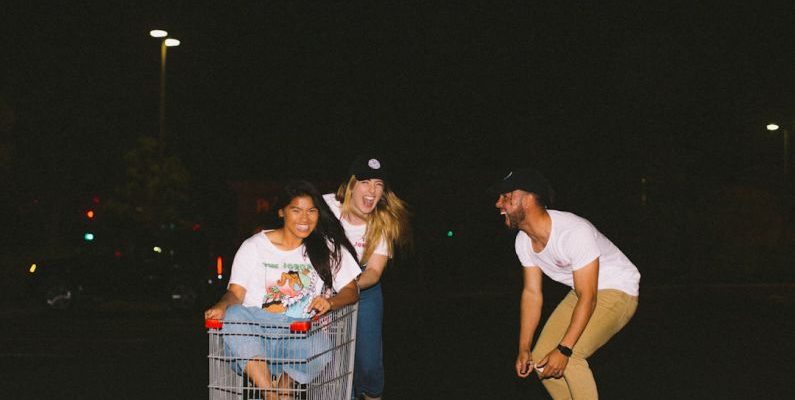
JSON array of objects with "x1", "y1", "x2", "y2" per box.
[
  {"x1": 216, "y1": 256, "x2": 223, "y2": 276},
  {"x1": 84, "y1": 232, "x2": 95, "y2": 241},
  {"x1": 766, "y1": 124, "x2": 780, "y2": 132},
  {"x1": 29, "y1": 264, "x2": 37, "y2": 273},
  {"x1": 153, "y1": 246, "x2": 162, "y2": 253},
  {"x1": 217, "y1": 274, "x2": 223, "y2": 280},
  {"x1": 86, "y1": 210, "x2": 95, "y2": 219},
  {"x1": 150, "y1": 29, "x2": 168, "y2": 38},
  {"x1": 164, "y1": 38, "x2": 181, "y2": 47},
  {"x1": 447, "y1": 230, "x2": 454, "y2": 238}
]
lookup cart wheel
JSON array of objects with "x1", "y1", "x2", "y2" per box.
[{"x1": 45, "y1": 280, "x2": 74, "y2": 310}]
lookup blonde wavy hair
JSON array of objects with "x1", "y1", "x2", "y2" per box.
[{"x1": 336, "y1": 175, "x2": 411, "y2": 265}]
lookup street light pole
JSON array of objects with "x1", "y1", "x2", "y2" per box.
[
  {"x1": 159, "y1": 38, "x2": 167, "y2": 146},
  {"x1": 149, "y1": 30, "x2": 180, "y2": 153},
  {"x1": 785, "y1": 128, "x2": 790, "y2": 185},
  {"x1": 766, "y1": 123, "x2": 791, "y2": 186}
]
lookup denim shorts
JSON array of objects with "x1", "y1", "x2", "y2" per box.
[{"x1": 222, "y1": 305, "x2": 331, "y2": 384}]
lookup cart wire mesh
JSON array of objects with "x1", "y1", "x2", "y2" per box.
[{"x1": 207, "y1": 304, "x2": 357, "y2": 400}]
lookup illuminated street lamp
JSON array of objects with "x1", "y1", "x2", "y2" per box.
[
  {"x1": 149, "y1": 29, "x2": 181, "y2": 150},
  {"x1": 766, "y1": 123, "x2": 791, "y2": 185},
  {"x1": 149, "y1": 29, "x2": 167, "y2": 38}
]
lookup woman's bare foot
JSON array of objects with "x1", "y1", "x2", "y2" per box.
[{"x1": 275, "y1": 372, "x2": 295, "y2": 399}]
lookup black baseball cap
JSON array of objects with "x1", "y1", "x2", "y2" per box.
[
  {"x1": 488, "y1": 167, "x2": 553, "y2": 206},
  {"x1": 348, "y1": 155, "x2": 388, "y2": 181}
]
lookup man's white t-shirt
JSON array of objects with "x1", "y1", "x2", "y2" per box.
[
  {"x1": 515, "y1": 210, "x2": 640, "y2": 296},
  {"x1": 228, "y1": 231, "x2": 361, "y2": 318},
  {"x1": 323, "y1": 193, "x2": 389, "y2": 263}
]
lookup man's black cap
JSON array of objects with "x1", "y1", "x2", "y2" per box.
[
  {"x1": 348, "y1": 155, "x2": 388, "y2": 181},
  {"x1": 488, "y1": 167, "x2": 553, "y2": 206}
]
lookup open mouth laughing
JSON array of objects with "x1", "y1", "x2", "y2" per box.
[{"x1": 362, "y1": 195, "x2": 376, "y2": 209}]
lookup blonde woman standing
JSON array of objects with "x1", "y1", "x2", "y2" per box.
[{"x1": 324, "y1": 155, "x2": 410, "y2": 400}]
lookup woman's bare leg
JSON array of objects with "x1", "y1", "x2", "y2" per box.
[{"x1": 245, "y1": 359, "x2": 279, "y2": 400}]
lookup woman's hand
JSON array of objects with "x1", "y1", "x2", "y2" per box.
[
  {"x1": 204, "y1": 304, "x2": 227, "y2": 320},
  {"x1": 308, "y1": 280, "x2": 359, "y2": 316},
  {"x1": 203, "y1": 285, "x2": 245, "y2": 320},
  {"x1": 308, "y1": 296, "x2": 333, "y2": 316}
]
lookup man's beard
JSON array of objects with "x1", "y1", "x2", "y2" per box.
[{"x1": 506, "y1": 207, "x2": 525, "y2": 230}]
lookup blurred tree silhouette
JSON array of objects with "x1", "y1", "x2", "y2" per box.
[
  {"x1": 0, "y1": 96, "x2": 15, "y2": 178},
  {"x1": 106, "y1": 136, "x2": 193, "y2": 232},
  {"x1": 0, "y1": 97, "x2": 18, "y2": 254}
]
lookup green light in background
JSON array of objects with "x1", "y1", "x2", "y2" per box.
[{"x1": 447, "y1": 230, "x2": 454, "y2": 238}]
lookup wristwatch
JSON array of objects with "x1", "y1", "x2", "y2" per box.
[{"x1": 556, "y1": 344, "x2": 573, "y2": 357}]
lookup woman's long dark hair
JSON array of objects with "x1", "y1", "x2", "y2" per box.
[{"x1": 273, "y1": 180, "x2": 359, "y2": 290}]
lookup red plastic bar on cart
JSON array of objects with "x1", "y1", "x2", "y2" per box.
[
  {"x1": 290, "y1": 320, "x2": 311, "y2": 332},
  {"x1": 204, "y1": 319, "x2": 311, "y2": 332},
  {"x1": 205, "y1": 319, "x2": 223, "y2": 329}
]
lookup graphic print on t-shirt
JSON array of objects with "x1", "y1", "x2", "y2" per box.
[
  {"x1": 352, "y1": 237, "x2": 366, "y2": 253},
  {"x1": 261, "y1": 262, "x2": 319, "y2": 318}
]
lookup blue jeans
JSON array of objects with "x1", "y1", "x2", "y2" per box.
[
  {"x1": 222, "y1": 305, "x2": 331, "y2": 384},
  {"x1": 353, "y1": 282, "x2": 384, "y2": 398}
]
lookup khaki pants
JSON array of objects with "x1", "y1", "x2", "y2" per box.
[{"x1": 531, "y1": 289, "x2": 638, "y2": 400}]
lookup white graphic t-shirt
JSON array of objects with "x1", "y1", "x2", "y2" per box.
[
  {"x1": 323, "y1": 193, "x2": 389, "y2": 263},
  {"x1": 228, "y1": 231, "x2": 361, "y2": 318},
  {"x1": 515, "y1": 210, "x2": 640, "y2": 296}
]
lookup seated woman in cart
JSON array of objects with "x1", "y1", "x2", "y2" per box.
[{"x1": 204, "y1": 179, "x2": 360, "y2": 399}]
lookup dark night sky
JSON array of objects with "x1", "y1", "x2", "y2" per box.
[{"x1": 2, "y1": 1, "x2": 794, "y2": 207}]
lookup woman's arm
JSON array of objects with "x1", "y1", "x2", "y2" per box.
[
  {"x1": 204, "y1": 283, "x2": 246, "y2": 320},
  {"x1": 308, "y1": 280, "x2": 359, "y2": 315},
  {"x1": 355, "y1": 253, "x2": 389, "y2": 289}
]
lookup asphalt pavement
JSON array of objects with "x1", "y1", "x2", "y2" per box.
[{"x1": 0, "y1": 277, "x2": 792, "y2": 399}]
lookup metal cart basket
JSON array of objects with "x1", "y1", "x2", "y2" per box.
[{"x1": 206, "y1": 304, "x2": 357, "y2": 399}]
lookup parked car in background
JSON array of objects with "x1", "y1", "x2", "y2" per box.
[{"x1": 26, "y1": 230, "x2": 230, "y2": 311}]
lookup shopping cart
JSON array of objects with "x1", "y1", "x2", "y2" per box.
[{"x1": 206, "y1": 304, "x2": 357, "y2": 400}]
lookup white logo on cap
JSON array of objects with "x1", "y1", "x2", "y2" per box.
[
  {"x1": 368, "y1": 159, "x2": 381, "y2": 169},
  {"x1": 503, "y1": 171, "x2": 513, "y2": 180}
]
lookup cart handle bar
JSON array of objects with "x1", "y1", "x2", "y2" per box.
[{"x1": 204, "y1": 319, "x2": 312, "y2": 333}]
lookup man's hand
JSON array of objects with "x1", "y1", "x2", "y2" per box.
[
  {"x1": 536, "y1": 348, "x2": 569, "y2": 379},
  {"x1": 516, "y1": 349, "x2": 534, "y2": 378}
]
